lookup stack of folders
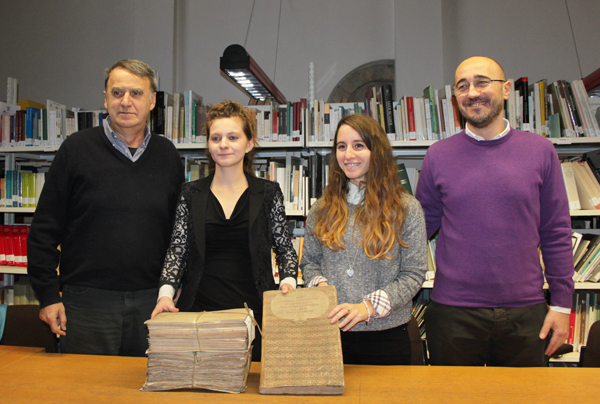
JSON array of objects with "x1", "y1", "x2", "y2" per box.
[{"x1": 141, "y1": 308, "x2": 255, "y2": 394}]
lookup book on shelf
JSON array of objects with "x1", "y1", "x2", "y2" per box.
[
  {"x1": 171, "y1": 92, "x2": 184, "y2": 144},
  {"x1": 7, "y1": 77, "x2": 17, "y2": 105},
  {"x1": 561, "y1": 162, "x2": 581, "y2": 210},
  {"x1": 572, "y1": 231, "x2": 584, "y2": 254},
  {"x1": 423, "y1": 85, "x2": 440, "y2": 140},
  {"x1": 570, "y1": 161, "x2": 600, "y2": 209},
  {"x1": 260, "y1": 286, "x2": 344, "y2": 395},
  {"x1": 573, "y1": 234, "x2": 600, "y2": 282},
  {"x1": 405, "y1": 96, "x2": 417, "y2": 141},
  {"x1": 46, "y1": 100, "x2": 67, "y2": 146},
  {"x1": 514, "y1": 77, "x2": 530, "y2": 132},
  {"x1": 184, "y1": 90, "x2": 202, "y2": 144},
  {"x1": 194, "y1": 102, "x2": 208, "y2": 144},
  {"x1": 397, "y1": 162, "x2": 413, "y2": 195},
  {"x1": 426, "y1": 239, "x2": 436, "y2": 281},
  {"x1": 573, "y1": 236, "x2": 591, "y2": 268},
  {"x1": 150, "y1": 91, "x2": 172, "y2": 137},
  {"x1": 381, "y1": 84, "x2": 396, "y2": 140}
]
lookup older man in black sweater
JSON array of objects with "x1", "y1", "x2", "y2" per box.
[{"x1": 27, "y1": 59, "x2": 184, "y2": 356}]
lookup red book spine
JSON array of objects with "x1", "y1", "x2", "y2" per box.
[
  {"x1": 12, "y1": 226, "x2": 23, "y2": 266},
  {"x1": 294, "y1": 101, "x2": 301, "y2": 141},
  {"x1": 0, "y1": 225, "x2": 6, "y2": 265},
  {"x1": 19, "y1": 226, "x2": 29, "y2": 267},
  {"x1": 4, "y1": 225, "x2": 15, "y2": 266},
  {"x1": 568, "y1": 305, "x2": 576, "y2": 344},
  {"x1": 271, "y1": 111, "x2": 278, "y2": 141},
  {"x1": 406, "y1": 96, "x2": 416, "y2": 139}
]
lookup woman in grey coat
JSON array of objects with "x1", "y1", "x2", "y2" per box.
[{"x1": 301, "y1": 114, "x2": 428, "y2": 365}]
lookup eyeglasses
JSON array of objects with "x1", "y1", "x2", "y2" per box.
[{"x1": 454, "y1": 79, "x2": 505, "y2": 95}]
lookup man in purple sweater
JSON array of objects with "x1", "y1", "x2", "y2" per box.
[{"x1": 415, "y1": 56, "x2": 574, "y2": 366}]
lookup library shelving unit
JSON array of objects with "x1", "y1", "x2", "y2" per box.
[{"x1": 2, "y1": 97, "x2": 600, "y2": 337}]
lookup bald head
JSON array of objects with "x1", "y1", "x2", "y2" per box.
[
  {"x1": 455, "y1": 56, "x2": 506, "y2": 87},
  {"x1": 453, "y1": 56, "x2": 511, "y2": 138}
]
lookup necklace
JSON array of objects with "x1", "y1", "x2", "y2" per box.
[{"x1": 345, "y1": 242, "x2": 360, "y2": 277}]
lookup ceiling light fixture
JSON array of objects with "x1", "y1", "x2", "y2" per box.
[{"x1": 220, "y1": 44, "x2": 286, "y2": 104}]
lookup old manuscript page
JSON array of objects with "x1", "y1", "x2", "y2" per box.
[{"x1": 260, "y1": 286, "x2": 344, "y2": 395}]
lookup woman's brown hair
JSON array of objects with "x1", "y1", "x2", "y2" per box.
[
  {"x1": 205, "y1": 100, "x2": 258, "y2": 176},
  {"x1": 313, "y1": 114, "x2": 408, "y2": 259}
]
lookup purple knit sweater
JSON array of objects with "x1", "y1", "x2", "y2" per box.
[{"x1": 416, "y1": 129, "x2": 574, "y2": 309}]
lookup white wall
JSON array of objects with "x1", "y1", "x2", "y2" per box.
[
  {"x1": 0, "y1": 0, "x2": 173, "y2": 109},
  {"x1": 441, "y1": 0, "x2": 600, "y2": 85},
  {"x1": 395, "y1": 0, "x2": 445, "y2": 97},
  {"x1": 174, "y1": 0, "x2": 395, "y2": 104},
  {"x1": 0, "y1": 0, "x2": 598, "y2": 110}
]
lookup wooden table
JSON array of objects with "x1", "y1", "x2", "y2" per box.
[
  {"x1": 0, "y1": 345, "x2": 44, "y2": 371},
  {"x1": 0, "y1": 350, "x2": 598, "y2": 403}
]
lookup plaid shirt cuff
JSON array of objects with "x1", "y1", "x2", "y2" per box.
[
  {"x1": 365, "y1": 290, "x2": 392, "y2": 318},
  {"x1": 307, "y1": 276, "x2": 328, "y2": 288}
]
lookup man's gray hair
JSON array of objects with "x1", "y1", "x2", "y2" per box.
[{"x1": 104, "y1": 59, "x2": 157, "y2": 93}]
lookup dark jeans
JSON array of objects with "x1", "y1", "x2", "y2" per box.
[
  {"x1": 425, "y1": 300, "x2": 549, "y2": 367},
  {"x1": 61, "y1": 285, "x2": 157, "y2": 357},
  {"x1": 340, "y1": 324, "x2": 411, "y2": 365}
]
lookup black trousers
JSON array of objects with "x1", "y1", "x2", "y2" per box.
[
  {"x1": 425, "y1": 300, "x2": 549, "y2": 367},
  {"x1": 61, "y1": 285, "x2": 157, "y2": 357},
  {"x1": 340, "y1": 324, "x2": 411, "y2": 365}
]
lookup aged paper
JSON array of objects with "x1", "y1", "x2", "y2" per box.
[
  {"x1": 260, "y1": 286, "x2": 344, "y2": 395},
  {"x1": 142, "y1": 309, "x2": 254, "y2": 393}
]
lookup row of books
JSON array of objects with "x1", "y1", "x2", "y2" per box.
[
  {"x1": 572, "y1": 232, "x2": 600, "y2": 283},
  {"x1": 569, "y1": 290, "x2": 599, "y2": 352},
  {"x1": 259, "y1": 153, "x2": 307, "y2": 212},
  {"x1": 0, "y1": 275, "x2": 39, "y2": 305},
  {"x1": 364, "y1": 78, "x2": 599, "y2": 142},
  {"x1": 1, "y1": 90, "x2": 203, "y2": 149},
  {"x1": 165, "y1": 79, "x2": 596, "y2": 145},
  {"x1": 3, "y1": 76, "x2": 598, "y2": 151},
  {"x1": 1, "y1": 168, "x2": 48, "y2": 208},
  {"x1": 379, "y1": 84, "x2": 464, "y2": 141},
  {"x1": 561, "y1": 156, "x2": 600, "y2": 211},
  {"x1": 247, "y1": 80, "x2": 599, "y2": 146},
  {"x1": 0, "y1": 225, "x2": 30, "y2": 267},
  {"x1": 0, "y1": 100, "x2": 104, "y2": 148},
  {"x1": 150, "y1": 90, "x2": 206, "y2": 144},
  {"x1": 510, "y1": 78, "x2": 600, "y2": 138}
]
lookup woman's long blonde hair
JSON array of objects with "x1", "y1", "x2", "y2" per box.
[{"x1": 313, "y1": 114, "x2": 408, "y2": 259}]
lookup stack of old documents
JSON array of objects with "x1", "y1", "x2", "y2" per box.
[{"x1": 141, "y1": 308, "x2": 255, "y2": 393}]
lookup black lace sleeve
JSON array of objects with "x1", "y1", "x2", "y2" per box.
[
  {"x1": 159, "y1": 191, "x2": 189, "y2": 288},
  {"x1": 269, "y1": 184, "x2": 298, "y2": 280}
]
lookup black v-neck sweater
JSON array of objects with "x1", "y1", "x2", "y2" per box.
[{"x1": 27, "y1": 126, "x2": 184, "y2": 307}]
